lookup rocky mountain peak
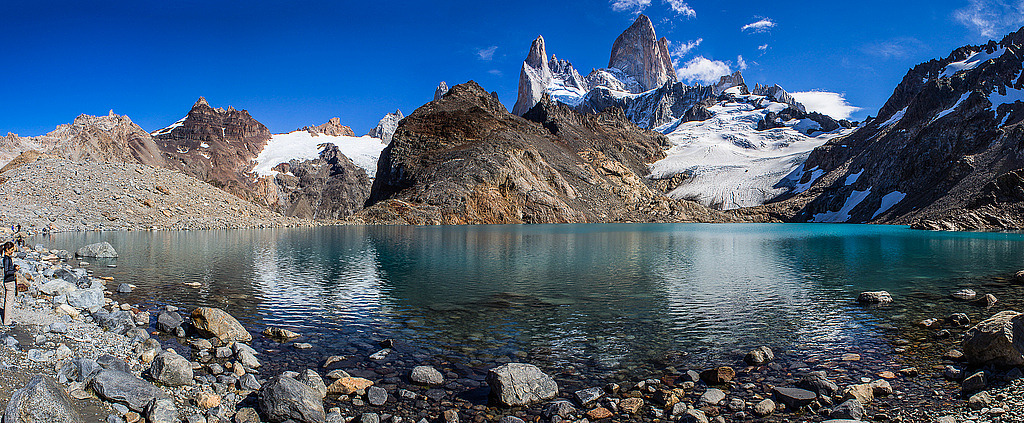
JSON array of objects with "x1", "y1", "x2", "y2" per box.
[
  {"x1": 434, "y1": 81, "x2": 450, "y2": 101},
  {"x1": 713, "y1": 71, "x2": 748, "y2": 95},
  {"x1": 526, "y1": 35, "x2": 548, "y2": 69},
  {"x1": 607, "y1": 14, "x2": 677, "y2": 91},
  {"x1": 301, "y1": 117, "x2": 356, "y2": 137},
  {"x1": 512, "y1": 36, "x2": 555, "y2": 115},
  {"x1": 368, "y1": 109, "x2": 405, "y2": 143},
  {"x1": 193, "y1": 97, "x2": 210, "y2": 109}
]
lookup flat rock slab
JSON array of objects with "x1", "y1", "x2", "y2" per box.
[
  {"x1": 773, "y1": 387, "x2": 816, "y2": 410},
  {"x1": 90, "y1": 370, "x2": 168, "y2": 412}
]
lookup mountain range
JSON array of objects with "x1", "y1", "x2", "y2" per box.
[{"x1": 2, "y1": 15, "x2": 1024, "y2": 231}]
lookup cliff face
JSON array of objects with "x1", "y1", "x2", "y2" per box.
[
  {"x1": 352, "y1": 81, "x2": 739, "y2": 225},
  {"x1": 760, "y1": 26, "x2": 1024, "y2": 231},
  {"x1": 152, "y1": 97, "x2": 272, "y2": 204},
  {"x1": 267, "y1": 143, "x2": 371, "y2": 220},
  {"x1": 607, "y1": 15, "x2": 677, "y2": 92}
]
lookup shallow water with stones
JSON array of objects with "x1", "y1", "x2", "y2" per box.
[{"x1": 34, "y1": 223, "x2": 1024, "y2": 407}]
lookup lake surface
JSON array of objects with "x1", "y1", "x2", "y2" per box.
[{"x1": 36, "y1": 224, "x2": 1024, "y2": 383}]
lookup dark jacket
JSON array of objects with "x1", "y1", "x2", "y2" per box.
[{"x1": 3, "y1": 256, "x2": 15, "y2": 283}]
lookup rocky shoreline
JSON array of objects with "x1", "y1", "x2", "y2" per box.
[{"x1": 2, "y1": 242, "x2": 1023, "y2": 423}]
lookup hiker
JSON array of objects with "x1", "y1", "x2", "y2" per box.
[{"x1": 2, "y1": 241, "x2": 18, "y2": 326}]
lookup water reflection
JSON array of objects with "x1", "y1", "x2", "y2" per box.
[{"x1": 39, "y1": 224, "x2": 1024, "y2": 377}]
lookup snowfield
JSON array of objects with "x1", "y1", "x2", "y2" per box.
[
  {"x1": 254, "y1": 130, "x2": 388, "y2": 178},
  {"x1": 649, "y1": 97, "x2": 850, "y2": 210}
]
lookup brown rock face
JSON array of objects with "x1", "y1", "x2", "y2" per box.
[
  {"x1": 351, "y1": 81, "x2": 738, "y2": 225},
  {"x1": 607, "y1": 14, "x2": 677, "y2": 91},
  {"x1": 300, "y1": 117, "x2": 355, "y2": 137},
  {"x1": 268, "y1": 143, "x2": 372, "y2": 220},
  {"x1": 0, "y1": 111, "x2": 167, "y2": 168},
  {"x1": 153, "y1": 97, "x2": 272, "y2": 204}
]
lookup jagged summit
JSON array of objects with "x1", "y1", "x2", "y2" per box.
[
  {"x1": 607, "y1": 14, "x2": 677, "y2": 92},
  {"x1": 301, "y1": 117, "x2": 355, "y2": 137},
  {"x1": 434, "y1": 81, "x2": 449, "y2": 101},
  {"x1": 193, "y1": 96, "x2": 210, "y2": 109},
  {"x1": 512, "y1": 36, "x2": 554, "y2": 116},
  {"x1": 367, "y1": 109, "x2": 405, "y2": 143}
]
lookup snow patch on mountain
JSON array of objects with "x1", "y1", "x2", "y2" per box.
[
  {"x1": 254, "y1": 131, "x2": 387, "y2": 178},
  {"x1": 811, "y1": 188, "x2": 872, "y2": 223},
  {"x1": 940, "y1": 47, "x2": 1006, "y2": 78},
  {"x1": 872, "y1": 191, "x2": 907, "y2": 219},
  {"x1": 649, "y1": 94, "x2": 849, "y2": 209},
  {"x1": 932, "y1": 92, "x2": 972, "y2": 123},
  {"x1": 151, "y1": 116, "x2": 186, "y2": 136}
]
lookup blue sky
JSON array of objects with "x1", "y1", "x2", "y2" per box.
[{"x1": 1, "y1": 0, "x2": 1021, "y2": 136}]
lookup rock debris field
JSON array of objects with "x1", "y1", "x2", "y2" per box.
[{"x1": 0, "y1": 157, "x2": 309, "y2": 232}]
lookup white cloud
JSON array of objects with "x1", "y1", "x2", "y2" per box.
[
  {"x1": 488, "y1": 69, "x2": 503, "y2": 77},
  {"x1": 758, "y1": 44, "x2": 768, "y2": 51},
  {"x1": 610, "y1": 0, "x2": 695, "y2": 16},
  {"x1": 665, "y1": 0, "x2": 696, "y2": 17},
  {"x1": 736, "y1": 55, "x2": 748, "y2": 70},
  {"x1": 954, "y1": 0, "x2": 1024, "y2": 38},
  {"x1": 476, "y1": 46, "x2": 498, "y2": 61},
  {"x1": 675, "y1": 56, "x2": 733, "y2": 84},
  {"x1": 610, "y1": 0, "x2": 651, "y2": 14},
  {"x1": 861, "y1": 37, "x2": 926, "y2": 59},
  {"x1": 791, "y1": 91, "x2": 862, "y2": 120},
  {"x1": 670, "y1": 38, "x2": 703, "y2": 58},
  {"x1": 741, "y1": 18, "x2": 776, "y2": 33}
]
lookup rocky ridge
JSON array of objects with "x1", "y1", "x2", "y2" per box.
[
  {"x1": 267, "y1": 143, "x2": 372, "y2": 220},
  {"x1": 352, "y1": 81, "x2": 743, "y2": 225},
  {"x1": 367, "y1": 110, "x2": 405, "y2": 143},
  {"x1": 759, "y1": 25, "x2": 1024, "y2": 230}
]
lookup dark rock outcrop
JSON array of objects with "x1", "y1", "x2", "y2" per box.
[
  {"x1": 352, "y1": 81, "x2": 739, "y2": 225},
  {"x1": 153, "y1": 97, "x2": 272, "y2": 204},
  {"x1": 269, "y1": 143, "x2": 372, "y2": 220},
  {"x1": 300, "y1": 117, "x2": 355, "y2": 137},
  {"x1": 758, "y1": 25, "x2": 1024, "y2": 230}
]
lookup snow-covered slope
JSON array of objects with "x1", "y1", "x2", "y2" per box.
[
  {"x1": 650, "y1": 92, "x2": 851, "y2": 210},
  {"x1": 254, "y1": 130, "x2": 388, "y2": 178}
]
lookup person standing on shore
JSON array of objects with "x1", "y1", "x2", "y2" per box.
[{"x1": 2, "y1": 242, "x2": 18, "y2": 326}]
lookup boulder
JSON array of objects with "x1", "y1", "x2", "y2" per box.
[
  {"x1": 76, "y1": 242, "x2": 118, "y2": 258},
  {"x1": 573, "y1": 387, "x2": 604, "y2": 406},
  {"x1": 367, "y1": 386, "x2": 388, "y2": 406},
  {"x1": 679, "y1": 408, "x2": 708, "y2": 423},
  {"x1": 190, "y1": 307, "x2": 252, "y2": 342},
  {"x1": 258, "y1": 376, "x2": 326, "y2": 423},
  {"x1": 155, "y1": 312, "x2": 183, "y2": 333},
  {"x1": 325, "y1": 377, "x2": 373, "y2": 395},
  {"x1": 772, "y1": 387, "x2": 816, "y2": 410},
  {"x1": 978, "y1": 293, "x2": 998, "y2": 308},
  {"x1": 116, "y1": 283, "x2": 132, "y2": 293},
  {"x1": 700, "y1": 366, "x2": 735, "y2": 384},
  {"x1": 841, "y1": 383, "x2": 874, "y2": 404},
  {"x1": 857, "y1": 291, "x2": 892, "y2": 304},
  {"x1": 753, "y1": 399, "x2": 776, "y2": 416},
  {"x1": 962, "y1": 310, "x2": 1024, "y2": 366},
  {"x1": 486, "y1": 363, "x2": 558, "y2": 407},
  {"x1": 699, "y1": 388, "x2": 726, "y2": 405},
  {"x1": 1015, "y1": 270, "x2": 1024, "y2": 283},
  {"x1": 90, "y1": 370, "x2": 169, "y2": 412},
  {"x1": 796, "y1": 371, "x2": 838, "y2": 397},
  {"x1": 744, "y1": 346, "x2": 774, "y2": 365},
  {"x1": 93, "y1": 309, "x2": 135, "y2": 335},
  {"x1": 950, "y1": 313, "x2": 971, "y2": 327},
  {"x1": 962, "y1": 371, "x2": 987, "y2": 393},
  {"x1": 951, "y1": 289, "x2": 977, "y2": 300},
  {"x1": 146, "y1": 398, "x2": 179, "y2": 423},
  {"x1": 263, "y1": 327, "x2": 301, "y2": 341},
  {"x1": 150, "y1": 350, "x2": 194, "y2": 386},
  {"x1": 830, "y1": 399, "x2": 865, "y2": 420},
  {"x1": 38, "y1": 279, "x2": 76, "y2": 296},
  {"x1": 67, "y1": 287, "x2": 104, "y2": 311},
  {"x1": 3, "y1": 375, "x2": 85, "y2": 423},
  {"x1": 410, "y1": 365, "x2": 444, "y2": 385},
  {"x1": 298, "y1": 369, "x2": 327, "y2": 399}
]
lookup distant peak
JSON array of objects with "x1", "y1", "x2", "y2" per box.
[
  {"x1": 434, "y1": 81, "x2": 450, "y2": 101},
  {"x1": 193, "y1": 97, "x2": 210, "y2": 109},
  {"x1": 526, "y1": 36, "x2": 548, "y2": 69}
]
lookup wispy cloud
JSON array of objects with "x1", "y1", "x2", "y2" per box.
[
  {"x1": 758, "y1": 44, "x2": 768, "y2": 51},
  {"x1": 860, "y1": 37, "x2": 927, "y2": 59},
  {"x1": 954, "y1": 0, "x2": 1024, "y2": 38},
  {"x1": 610, "y1": 0, "x2": 652, "y2": 14},
  {"x1": 670, "y1": 38, "x2": 703, "y2": 59},
  {"x1": 665, "y1": 0, "x2": 696, "y2": 17},
  {"x1": 737, "y1": 55, "x2": 748, "y2": 70},
  {"x1": 476, "y1": 46, "x2": 498, "y2": 61},
  {"x1": 741, "y1": 18, "x2": 776, "y2": 33},
  {"x1": 791, "y1": 91, "x2": 862, "y2": 120},
  {"x1": 674, "y1": 56, "x2": 734, "y2": 84},
  {"x1": 610, "y1": 0, "x2": 695, "y2": 17},
  {"x1": 488, "y1": 69, "x2": 503, "y2": 77}
]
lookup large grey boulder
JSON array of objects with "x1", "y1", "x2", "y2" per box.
[
  {"x1": 38, "y1": 279, "x2": 77, "y2": 296},
  {"x1": 90, "y1": 369, "x2": 169, "y2": 412},
  {"x1": 150, "y1": 350, "x2": 194, "y2": 386},
  {"x1": 93, "y1": 309, "x2": 135, "y2": 335},
  {"x1": 3, "y1": 375, "x2": 85, "y2": 423},
  {"x1": 76, "y1": 242, "x2": 118, "y2": 258},
  {"x1": 773, "y1": 387, "x2": 817, "y2": 410},
  {"x1": 146, "y1": 398, "x2": 179, "y2": 423},
  {"x1": 857, "y1": 291, "x2": 893, "y2": 304},
  {"x1": 191, "y1": 307, "x2": 252, "y2": 342},
  {"x1": 298, "y1": 369, "x2": 327, "y2": 399},
  {"x1": 67, "y1": 287, "x2": 104, "y2": 311},
  {"x1": 156, "y1": 311, "x2": 184, "y2": 333},
  {"x1": 962, "y1": 310, "x2": 1024, "y2": 366},
  {"x1": 258, "y1": 375, "x2": 326, "y2": 423},
  {"x1": 410, "y1": 366, "x2": 444, "y2": 385},
  {"x1": 486, "y1": 363, "x2": 558, "y2": 407}
]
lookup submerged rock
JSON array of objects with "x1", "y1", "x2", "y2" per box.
[
  {"x1": 744, "y1": 346, "x2": 774, "y2": 365},
  {"x1": 857, "y1": 291, "x2": 892, "y2": 304},
  {"x1": 4, "y1": 375, "x2": 85, "y2": 423},
  {"x1": 486, "y1": 363, "x2": 558, "y2": 407}
]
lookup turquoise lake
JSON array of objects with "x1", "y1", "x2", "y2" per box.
[{"x1": 38, "y1": 224, "x2": 1024, "y2": 381}]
